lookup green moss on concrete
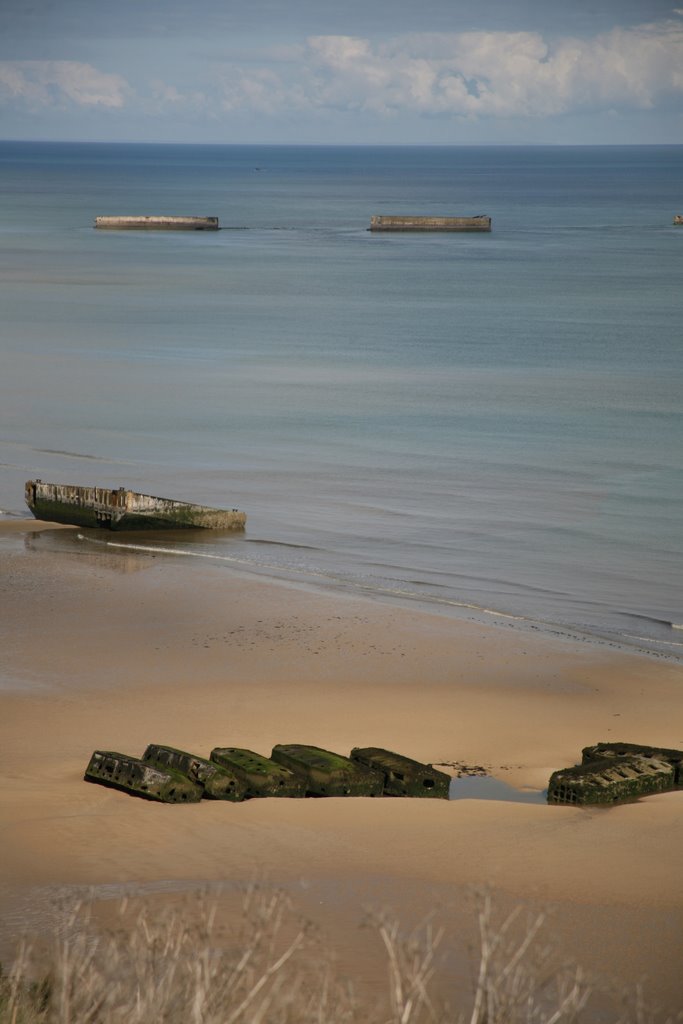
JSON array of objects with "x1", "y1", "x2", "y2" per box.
[
  {"x1": 210, "y1": 748, "x2": 306, "y2": 798},
  {"x1": 271, "y1": 744, "x2": 384, "y2": 797},
  {"x1": 142, "y1": 744, "x2": 247, "y2": 801},
  {"x1": 351, "y1": 747, "x2": 450, "y2": 798},
  {"x1": 84, "y1": 751, "x2": 202, "y2": 803},
  {"x1": 547, "y1": 755, "x2": 674, "y2": 806},
  {"x1": 581, "y1": 742, "x2": 683, "y2": 785}
]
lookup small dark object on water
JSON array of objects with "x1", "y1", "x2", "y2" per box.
[
  {"x1": 350, "y1": 747, "x2": 450, "y2": 798},
  {"x1": 271, "y1": 744, "x2": 384, "y2": 797},
  {"x1": 210, "y1": 747, "x2": 306, "y2": 798},
  {"x1": 84, "y1": 751, "x2": 202, "y2": 803},
  {"x1": 142, "y1": 744, "x2": 247, "y2": 801}
]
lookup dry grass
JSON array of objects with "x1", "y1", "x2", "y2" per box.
[{"x1": 0, "y1": 887, "x2": 679, "y2": 1024}]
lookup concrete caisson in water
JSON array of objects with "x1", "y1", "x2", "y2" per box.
[
  {"x1": 369, "y1": 215, "x2": 491, "y2": 232},
  {"x1": 25, "y1": 480, "x2": 246, "y2": 531},
  {"x1": 95, "y1": 216, "x2": 219, "y2": 230}
]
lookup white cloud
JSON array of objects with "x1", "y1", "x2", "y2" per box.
[
  {"x1": 148, "y1": 79, "x2": 209, "y2": 115},
  {"x1": 0, "y1": 61, "x2": 129, "y2": 109},
  {"x1": 212, "y1": 19, "x2": 683, "y2": 121}
]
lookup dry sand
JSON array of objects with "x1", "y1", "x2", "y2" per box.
[{"x1": 1, "y1": 520, "x2": 682, "y2": 1011}]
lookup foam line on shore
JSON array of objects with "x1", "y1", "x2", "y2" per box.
[
  {"x1": 622, "y1": 633, "x2": 683, "y2": 648},
  {"x1": 74, "y1": 532, "x2": 683, "y2": 657},
  {"x1": 75, "y1": 533, "x2": 534, "y2": 619}
]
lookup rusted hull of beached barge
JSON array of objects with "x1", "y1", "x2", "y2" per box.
[{"x1": 25, "y1": 480, "x2": 246, "y2": 531}]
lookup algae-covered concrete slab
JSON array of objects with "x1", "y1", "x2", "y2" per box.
[
  {"x1": 547, "y1": 756, "x2": 674, "y2": 806},
  {"x1": 142, "y1": 744, "x2": 247, "y2": 801},
  {"x1": 350, "y1": 747, "x2": 450, "y2": 798},
  {"x1": 210, "y1": 747, "x2": 306, "y2": 798},
  {"x1": 271, "y1": 744, "x2": 384, "y2": 797},
  {"x1": 84, "y1": 751, "x2": 202, "y2": 803},
  {"x1": 581, "y1": 742, "x2": 683, "y2": 785}
]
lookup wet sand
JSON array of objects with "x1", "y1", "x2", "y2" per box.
[{"x1": 1, "y1": 521, "x2": 682, "y2": 1011}]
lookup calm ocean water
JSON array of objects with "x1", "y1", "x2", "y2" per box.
[{"x1": 1, "y1": 142, "x2": 681, "y2": 657}]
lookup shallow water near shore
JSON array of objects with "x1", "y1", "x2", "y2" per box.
[
  {"x1": 448, "y1": 775, "x2": 547, "y2": 803},
  {"x1": 1, "y1": 142, "x2": 681, "y2": 658}
]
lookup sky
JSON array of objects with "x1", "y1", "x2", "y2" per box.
[{"x1": 0, "y1": 0, "x2": 682, "y2": 144}]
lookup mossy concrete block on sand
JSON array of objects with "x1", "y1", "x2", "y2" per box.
[
  {"x1": 350, "y1": 747, "x2": 450, "y2": 798},
  {"x1": 210, "y1": 748, "x2": 306, "y2": 798},
  {"x1": 142, "y1": 744, "x2": 247, "y2": 801},
  {"x1": 84, "y1": 751, "x2": 202, "y2": 803},
  {"x1": 271, "y1": 744, "x2": 384, "y2": 797},
  {"x1": 581, "y1": 742, "x2": 683, "y2": 785},
  {"x1": 547, "y1": 756, "x2": 674, "y2": 806}
]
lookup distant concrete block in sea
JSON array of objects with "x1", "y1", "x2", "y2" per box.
[
  {"x1": 369, "y1": 214, "x2": 491, "y2": 232},
  {"x1": 94, "y1": 215, "x2": 220, "y2": 230}
]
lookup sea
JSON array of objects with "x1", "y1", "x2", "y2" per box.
[{"x1": 0, "y1": 141, "x2": 681, "y2": 659}]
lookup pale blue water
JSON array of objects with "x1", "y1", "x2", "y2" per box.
[{"x1": 1, "y1": 142, "x2": 681, "y2": 657}]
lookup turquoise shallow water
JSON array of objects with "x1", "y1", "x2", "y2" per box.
[{"x1": 1, "y1": 142, "x2": 681, "y2": 657}]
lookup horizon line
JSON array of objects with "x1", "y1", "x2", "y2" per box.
[{"x1": 2, "y1": 138, "x2": 682, "y2": 148}]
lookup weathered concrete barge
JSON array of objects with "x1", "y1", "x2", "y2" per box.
[
  {"x1": 351, "y1": 747, "x2": 450, "y2": 798},
  {"x1": 84, "y1": 744, "x2": 452, "y2": 801},
  {"x1": 85, "y1": 751, "x2": 202, "y2": 803},
  {"x1": 210, "y1": 748, "x2": 307, "y2": 799},
  {"x1": 547, "y1": 756, "x2": 673, "y2": 806},
  {"x1": 370, "y1": 215, "x2": 491, "y2": 232},
  {"x1": 271, "y1": 744, "x2": 384, "y2": 797},
  {"x1": 142, "y1": 744, "x2": 247, "y2": 801},
  {"x1": 547, "y1": 740, "x2": 683, "y2": 806},
  {"x1": 94, "y1": 216, "x2": 219, "y2": 230},
  {"x1": 25, "y1": 480, "x2": 246, "y2": 531},
  {"x1": 582, "y1": 742, "x2": 683, "y2": 786}
]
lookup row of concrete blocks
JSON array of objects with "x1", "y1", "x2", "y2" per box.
[
  {"x1": 547, "y1": 742, "x2": 683, "y2": 806},
  {"x1": 92, "y1": 215, "x2": 491, "y2": 233},
  {"x1": 84, "y1": 744, "x2": 452, "y2": 804}
]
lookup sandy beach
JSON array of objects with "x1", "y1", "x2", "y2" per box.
[{"x1": 1, "y1": 519, "x2": 682, "y2": 1013}]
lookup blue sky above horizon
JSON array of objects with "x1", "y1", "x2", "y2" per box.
[{"x1": 1, "y1": 0, "x2": 682, "y2": 145}]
